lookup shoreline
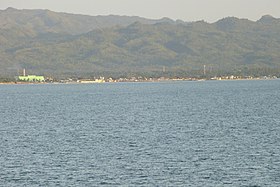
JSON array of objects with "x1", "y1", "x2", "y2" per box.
[
  {"x1": 0, "y1": 77, "x2": 278, "y2": 85},
  {"x1": 0, "y1": 82, "x2": 50, "y2": 85}
]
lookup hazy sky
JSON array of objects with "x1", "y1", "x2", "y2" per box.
[{"x1": 1, "y1": 0, "x2": 280, "y2": 22}]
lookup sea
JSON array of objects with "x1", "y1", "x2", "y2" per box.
[{"x1": 0, "y1": 80, "x2": 280, "y2": 187}]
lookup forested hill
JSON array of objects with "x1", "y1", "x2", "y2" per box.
[
  {"x1": 1, "y1": 8, "x2": 280, "y2": 77},
  {"x1": 0, "y1": 7, "x2": 179, "y2": 35}
]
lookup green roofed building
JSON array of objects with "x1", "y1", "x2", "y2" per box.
[{"x1": 18, "y1": 75, "x2": 45, "y2": 82}]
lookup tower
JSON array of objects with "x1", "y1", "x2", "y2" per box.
[{"x1": 203, "y1": 65, "x2": 206, "y2": 76}]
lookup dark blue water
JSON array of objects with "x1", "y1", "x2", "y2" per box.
[{"x1": 1, "y1": 80, "x2": 280, "y2": 186}]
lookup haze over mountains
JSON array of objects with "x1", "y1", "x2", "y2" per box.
[{"x1": 1, "y1": 8, "x2": 280, "y2": 77}]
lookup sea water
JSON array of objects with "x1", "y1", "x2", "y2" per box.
[{"x1": 0, "y1": 80, "x2": 280, "y2": 186}]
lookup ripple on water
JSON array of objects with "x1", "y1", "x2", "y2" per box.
[{"x1": 0, "y1": 80, "x2": 280, "y2": 186}]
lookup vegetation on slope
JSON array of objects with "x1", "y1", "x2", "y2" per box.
[{"x1": 1, "y1": 8, "x2": 280, "y2": 77}]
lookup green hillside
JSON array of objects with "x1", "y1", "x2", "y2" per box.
[{"x1": 1, "y1": 8, "x2": 280, "y2": 78}]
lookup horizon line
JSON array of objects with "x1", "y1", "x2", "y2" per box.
[{"x1": 1, "y1": 7, "x2": 279, "y2": 24}]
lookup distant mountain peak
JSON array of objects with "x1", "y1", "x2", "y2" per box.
[
  {"x1": 258, "y1": 15, "x2": 278, "y2": 24},
  {"x1": 214, "y1": 16, "x2": 255, "y2": 31},
  {"x1": 5, "y1": 7, "x2": 16, "y2": 10},
  {"x1": 159, "y1": 17, "x2": 174, "y2": 23},
  {"x1": 215, "y1": 17, "x2": 240, "y2": 30},
  {"x1": 260, "y1": 14, "x2": 275, "y2": 19},
  {"x1": 4, "y1": 7, "x2": 17, "y2": 12},
  {"x1": 216, "y1": 17, "x2": 240, "y2": 23}
]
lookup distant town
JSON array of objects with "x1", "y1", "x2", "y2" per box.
[
  {"x1": 1, "y1": 75, "x2": 278, "y2": 85},
  {"x1": 0, "y1": 68, "x2": 278, "y2": 84},
  {"x1": 56, "y1": 75, "x2": 278, "y2": 84}
]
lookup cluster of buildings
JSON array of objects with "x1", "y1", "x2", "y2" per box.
[
  {"x1": 16, "y1": 69, "x2": 45, "y2": 82},
  {"x1": 17, "y1": 75, "x2": 45, "y2": 82},
  {"x1": 210, "y1": 75, "x2": 278, "y2": 80},
  {"x1": 14, "y1": 69, "x2": 277, "y2": 84}
]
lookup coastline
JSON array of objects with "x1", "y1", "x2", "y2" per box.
[
  {"x1": 0, "y1": 77, "x2": 278, "y2": 85},
  {"x1": 0, "y1": 82, "x2": 48, "y2": 85}
]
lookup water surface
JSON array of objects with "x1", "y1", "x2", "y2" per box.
[{"x1": 1, "y1": 80, "x2": 280, "y2": 186}]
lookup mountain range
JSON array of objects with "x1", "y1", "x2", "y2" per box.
[{"x1": 1, "y1": 8, "x2": 280, "y2": 78}]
